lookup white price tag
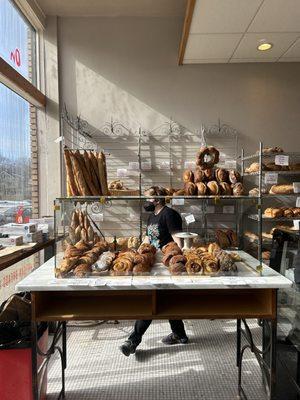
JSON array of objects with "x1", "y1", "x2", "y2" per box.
[
  {"x1": 172, "y1": 198, "x2": 185, "y2": 206},
  {"x1": 141, "y1": 161, "x2": 152, "y2": 171},
  {"x1": 54, "y1": 136, "x2": 63, "y2": 143},
  {"x1": 128, "y1": 162, "x2": 139, "y2": 171},
  {"x1": 293, "y1": 182, "x2": 300, "y2": 193},
  {"x1": 294, "y1": 220, "x2": 300, "y2": 230},
  {"x1": 117, "y1": 168, "x2": 128, "y2": 178},
  {"x1": 296, "y1": 197, "x2": 300, "y2": 207},
  {"x1": 159, "y1": 161, "x2": 170, "y2": 170},
  {"x1": 185, "y1": 214, "x2": 196, "y2": 224},
  {"x1": 206, "y1": 206, "x2": 215, "y2": 213},
  {"x1": 224, "y1": 160, "x2": 237, "y2": 169},
  {"x1": 223, "y1": 205, "x2": 235, "y2": 214},
  {"x1": 265, "y1": 172, "x2": 278, "y2": 185},
  {"x1": 184, "y1": 161, "x2": 196, "y2": 169},
  {"x1": 275, "y1": 155, "x2": 289, "y2": 166}
]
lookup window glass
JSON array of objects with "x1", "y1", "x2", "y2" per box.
[
  {"x1": 0, "y1": 0, "x2": 36, "y2": 85},
  {"x1": 0, "y1": 83, "x2": 34, "y2": 225}
]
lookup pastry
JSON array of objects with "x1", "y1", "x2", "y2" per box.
[
  {"x1": 265, "y1": 162, "x2": 281, "y2": 171},
  {"x1": 232, "y1": 183, "x2": 245, "y2": 196},
  {"x1": 249, "y1": 188, "x2": 259, "y2": 196},
  {"x1": 215, "y1": 250, "x2": 237, "y2": 272},
  {"x1": 196, "y1": 182, "x2": 207, "y2": 195},
  {"x1": 245, "y1": 162, "x2": 266, "y2": 173},
  {"x1": 109, "y1": 180, "x2": 124, "y2": 190},
  {"x1": 116, "y1": 237, "x2": 128, "y2": 250},
  {"x1": 269, "y1": 184, "x2": 293, "y2": 194},
  {"x1": 196, "y1": 146, "x2": 220, "y2": 169},
  {"x1": 162, "y1": 249, "x2": 182, "y2": 266},
  {"x1": 206, "y1": 181, "x2": 220, "y2": 195},
  {"x1": 64, "y1": 244, "x2": 83, "y2": 258},
  {"x1": 128, "y1": 236, "x2": 139, "y2": 249},
  {"x1": 169, "y1": 255, "x2": 187, "y2": 266},
  {"x1": 183, "y1": 170, "x2": 194, "y2": 183},
  {"x1": 292, "y1": 208, "x2": 300, "y2": 217},
  {"x1": 201, "y1": 254, "x2": 219, "y2": 275},
  {"x1": 261, "y1": 147, "x2": 284, "y2": 154},
  {"x1": 112, "y1": 257, "x2": 134, "y2": 275},
  {"x1": 289, "y1": 163, "x2": 300, "y2": 171},
  {"x1": 73, "y1": 263, "x2": 92, "y2": 278},
  {"x1": 138, "y1": 243, "x2": 156, "y2": 255},
  {"x1": 215, "y1": 168, "x2": 229, "y2": 183},
  {"x1": 216, "y1": 230, "x2": 231, "y2": 248},
  {"x1": 93, "y1": 251, "x2": 116, "y2": 272},
  {"x1": 186, "y1": 258, "x2": 203, "y2": 275},
  {"x1": 173, "y1": 189, "x2": 185, "y2": 196},
  {"x1": 133, "y1": 263, "x2": 151, "y2": 275},
  {"x1": 194, "y1": 168, "x2": 205, "y2": 183},
  {"x1": 184, "y1": 182, "x2": 197, "y2": 195},
  {"x1": 165, "y1": 187, "x2": 176, "y2": 196},
  {"x1": 208, "y1": 242, "x2": 221, "y2": 255},
  {"x1": 75, "y1": 240, "x2": 91, "y2": 252},
  {"x1": 162, "y1": 242, "x2": 181, "y2": 254},
  {"x1": 229, "y1": 170, "x2": 241, "y2": 184},
  {"x1": 203, "y1": 168, "x2": 215, "y2": 181},
  {"x1": 59, "y1": 257, "x2": 79, "y2": 274},
  {"x1": 219, "y1": 182, "x2": 232, "y2": 195},
  {"x1": 169, "y1": 263, "x2": 186, "y2": 275},
  {"x1": 68, "y1": 227, "x2": 76, "y2": 245},
  {"x1": 64, "y1": 149, "x2": 80, "y2": 196},
  {"x1": 226, "y1": 230, "x2": 238, "y2": 247}
]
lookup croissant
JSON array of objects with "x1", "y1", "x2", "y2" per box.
[
  {"x1": 183, "y1": 170, "x2": 194, "y2": 183},
  {"x1": 186, "y1": 258, "x2": 203, "y2": 275},
  {"x1": 73, "y1": 263, "x2": 92, "y2": 278}
]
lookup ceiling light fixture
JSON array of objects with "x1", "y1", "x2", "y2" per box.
[{"x1": 257, "y1": 40, "x2": 273, "y2": 51}]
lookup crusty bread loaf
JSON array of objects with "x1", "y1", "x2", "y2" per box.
[
  {"x1": 269, "y1": 184, "x2": 293, "y2": 194},
  {"x1": 97, "y1": 152, "x2": 109, "y2": 195},
  {"x1": 64, "y1": 149, "x2": 79, "y2": 196},
  {"x1": 70, "y1": 152, "x2": 91, "y2": 196}
]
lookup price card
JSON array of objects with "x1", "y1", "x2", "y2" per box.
[
  {"x1": 224, "y1": 160, "x2": 237, "y2": 169},
  {"x1": 117, "y1": 168, "x2": 128, "y2": 178},
  {"x1": 159, "y1": 161, "x2": 170, "y2": 170},
  {"x1": 172, "y1": 198, "x2": 185, "y2": 206},
  {"x1": 223, "y1": 205, "x2": 235, "y2": 214},
  {"x1": 206, "y1": 206, "x2": 215, "y2": 213},
  {"x1": 265, "y1": 172, "x2": 278, "y2": 185},
  {"x1": 294, "y1": 220, "x2": 300, "y2": 230},
  {"x1": 293, "y1": 182, "x2": 300, "y2": 193},
  {"x1": 275, "y1": 155, "x2": 289, "y2": 166},
  {"x1": 128, "y1": 162, "x2": 139, "y2": 171},
  {"x1": 296, "y1": 197, "x2": 300, "y2": 207},
  {"x1": 184, "y1": 161, "x2": 196, "y2": 169},
  {"x1": 141, "y1": 161, "x2": 152, "y2": 171},
  {"x1": 185, "y1": 214, "x2": 196, "y2": 224}
]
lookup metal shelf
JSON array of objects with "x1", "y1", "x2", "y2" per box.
[
  {"x1": 56, "y1": 195, "x2": 257, "y2": 202},
  {"x1": 244, "y1": 170, "x2": 300, "y2": 176},
  {"x1": 248, "y1": 214, "x2": 299, "y2": 222},
  {"x1": 241, "y1": 152, "x2": 300, "y2": 161}
]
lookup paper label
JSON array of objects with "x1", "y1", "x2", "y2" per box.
[
  {"x1": 265, "y1": 172, "x2": 278, "y2": 185},
  {"x1": 296, "y1": 197, "x2": 300, "y2": 207},
  {"x1": 185, "y1": 214, "x2": 196, "y2": 224},
  {"x1": 117, "y1": 168, "x2": 128, "y2": 178},
  {"x1": 223, "y1": 205, "x2": 235, "y2": 214},
  {"x1": 172, "y1": 198, "x2": 185, "y2": 206},
  {"x1": 206, "y1": 206, "x2": 215, "y2": 213},
  {"x1": 294, "y1": 220, "x2": 300, "y2": 230},
  {"x1": 293, "y1": 182, "x2": 300, "y2": 193},
  {"x1": 184, "y1": 161, "x2": 196, "y2": 169},
  {"x1": 141, "y1": 161, "x2": 152, "y2": 171},
  {"x1": 275, "y1": 155, "x2": 289, "y2": 166},
  {"x1": 128, "y1": 162, "x2": 139, "y2": 171},
  {"x1": 159, "y1": 161, "x2": 170, "y2": 170}
]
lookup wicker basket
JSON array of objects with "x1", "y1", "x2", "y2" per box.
[{"x1": 109, "y1": 189, "x2": 140, "y2": 196}]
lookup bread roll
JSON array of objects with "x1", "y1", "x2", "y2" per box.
[
  {"x1": 269, "y1": 184, "x2": 293, "y2": 194},
  {"x1": 183, "y1": 170, "x2": 194, "y2": 183}
]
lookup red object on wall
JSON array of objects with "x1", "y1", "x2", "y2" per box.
[
  {"x1": 10, "y1": 48, "x2": 21, "y2": 67},
  {"x1": 0, "y1": 329, "x2": 48, "y2": 400}
]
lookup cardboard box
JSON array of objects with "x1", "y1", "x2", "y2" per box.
[
  {"x1": 0, "y1": 223, "x2": 37, "y2": 235},
  {"x1": 23, "y1": 230, "x2": 43, "y2": 244},
  {"x1": 0, "y1": 235, "x2": 23, "y2": 246}
]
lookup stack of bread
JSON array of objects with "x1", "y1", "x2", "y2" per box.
[
  {"x1": 68, "y1": 209, "x2": 99, "y2": 245},
  {"x1": 161, "y1": 241, "x2": 237, "y2": 275},
  {"x1": 215, "y1": 229, "x2": 238, "y2": 248},
  {"x1": 64, "y1": 148, "x2": 109, "y2": 196},
  {"x1": 111, "y1": 243, "x2": 156, "y2": 276},
  {"x1": 56, "y1": 239, "x2": 108, "y2": 278},
  {"x1": 264, "y1": 207, "x2": 300, "y2": 218}
]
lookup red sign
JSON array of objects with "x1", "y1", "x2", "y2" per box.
[{"x1": 10, "y1": 48, "x2": 21, "y2": 67}]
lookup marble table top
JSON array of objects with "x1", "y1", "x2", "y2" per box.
[{"x1": 16, "y1": 251, "x2": 292, "y2": 291}]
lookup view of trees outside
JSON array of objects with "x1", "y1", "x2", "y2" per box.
[{"x1": 0, "y1": 0, "x2": 36, "y2": 224}]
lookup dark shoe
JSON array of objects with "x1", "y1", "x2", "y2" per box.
[
  {"x1": 119, "y1": 340, "x2": 138, "y2": 356},
  {"x1": 162, "y1": 333, "x2": 189, "y2": 345}
]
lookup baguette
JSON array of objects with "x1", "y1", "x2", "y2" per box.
[
  {"x1": 83, "y1": 151, "x2": 101, "y2": 194},
  {"x1": 98, "y1": 152, "x2": 109, "y2": 195},
  {"x1": 64, "y1": 149, "x2": 79, "y2": 196},
  {"x1": 74, "y1": 151, "x2": 98, "y2": 195},
  {"x1": 89, "y1": 152, "x2": 102, "y2": 193},
  {"x1": 70, "y1": 152, "x2": 91, "y2": 196}
]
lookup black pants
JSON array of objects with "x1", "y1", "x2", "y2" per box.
[{"x1": 128, "y1": 320, "x2": 187, "y2": 345}]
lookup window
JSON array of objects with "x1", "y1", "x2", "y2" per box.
[
  {"x1": 0, "y1": 83, "x2": 36, "y2": 224},
  {"x1": 0, "y1": 0, "x2": 37, "y2": 85}
]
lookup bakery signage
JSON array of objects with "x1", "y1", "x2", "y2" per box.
[
  {"x1": 265, "y1": 172, "x2": 278, "y2": 185},
  {"x1": 275, "y1": 155, "x2": 289, "y2": 166}
]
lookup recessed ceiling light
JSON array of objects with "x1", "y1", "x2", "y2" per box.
[{"x1": 257, "y1": 40, "x2": 273, "y2": 51}]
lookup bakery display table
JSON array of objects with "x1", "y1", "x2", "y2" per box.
[{"x1": 16, "y1": 251, "x2": 291, "y2": 400}]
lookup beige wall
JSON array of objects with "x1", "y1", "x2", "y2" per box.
[{"x1": 57, "y1": 16, "x2": 300, "y2": 154}]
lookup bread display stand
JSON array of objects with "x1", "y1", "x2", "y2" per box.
[
  {"x1": 175, "y1": 232, "x2": 198, "y2": 250},
  {"x1": 16, "y1": 250, "x2": 291, "y2": 400}
]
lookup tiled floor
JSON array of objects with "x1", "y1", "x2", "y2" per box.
[{"x1": 47, "y1": 319, "x2": 266, "y2": 400}]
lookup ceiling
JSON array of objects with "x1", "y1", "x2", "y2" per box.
[
  {"x1": 36, "y1": 0, "x2": 186, "y2": 17},
  {"x1": 183, "y1": 0, "x2": 300, "y2": 63}
]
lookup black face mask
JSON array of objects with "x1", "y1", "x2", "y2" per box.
[{"x1": 143, "y1": 201, "x2": 155, "y2": 212}]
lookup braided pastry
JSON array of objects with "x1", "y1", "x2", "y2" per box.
[
  {"x1": 74, "y1": 263, "x2": 92, "y2": 278},
  {"x1": 64, "y1": 244, "x2": 83, "y2": 258}
]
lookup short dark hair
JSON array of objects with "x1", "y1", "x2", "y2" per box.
[{"x1": 145, "y1": 186, "x2": 167, "y2": 205}]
